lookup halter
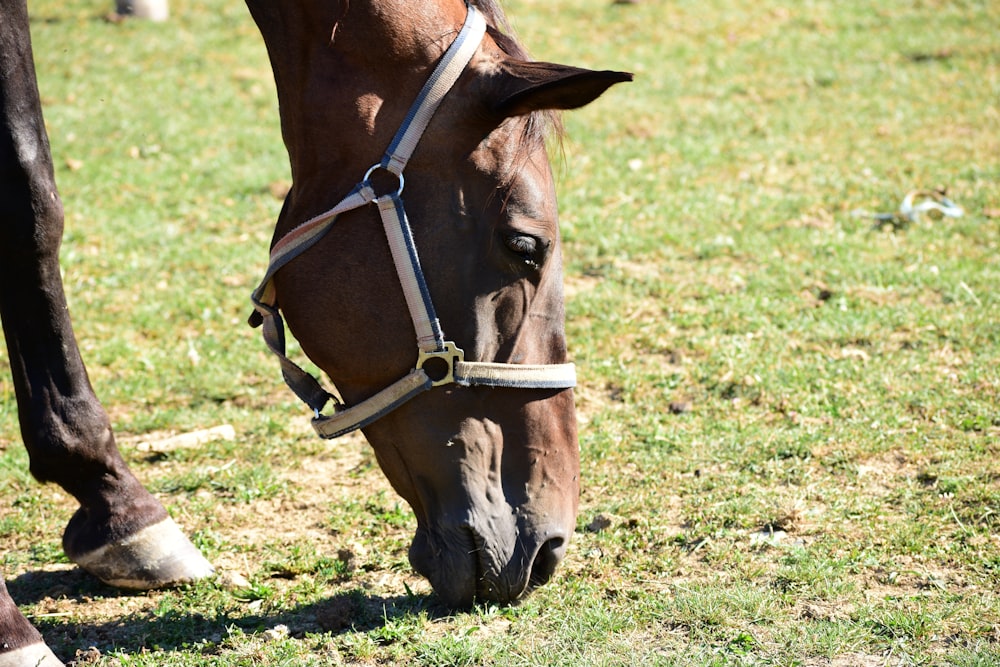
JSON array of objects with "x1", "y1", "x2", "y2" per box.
[{"x1": 250, "y1": 5, "x2": 575, "y2": 440}]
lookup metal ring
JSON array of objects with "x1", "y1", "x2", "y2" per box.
[{"x1": 363, "y1": 163, "x2": 405, "y2": 199}]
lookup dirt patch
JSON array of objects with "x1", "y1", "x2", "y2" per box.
[
  {"x1": 206, "y1": 431, "x2": 407, "y2": 574},
  {"x1": 855, "y1": 448, "x2": 924, "y2": 497}
]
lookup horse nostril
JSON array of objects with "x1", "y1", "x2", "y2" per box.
[{"x1": 528, "y1": 536, "x2": 565, "y2": 589}]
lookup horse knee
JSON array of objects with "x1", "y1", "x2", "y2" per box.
[
  {"x1": 0, "y1": 184, "x2": 64, "y2": 263},
  {"x1": 0, "y1": 119, "x2": 65, "y2": 260}
]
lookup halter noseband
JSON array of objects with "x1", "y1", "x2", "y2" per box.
[{"x1": 250, "y1": 5, "x2": 575, "y2": 440}]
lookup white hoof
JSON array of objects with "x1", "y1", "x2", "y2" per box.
[
  {"x1": 115, "y1": 0, "x2": 169, "y2": 21},
  {"x1": 0, "y1": 642, "x2": 64, "y2": 667},
  {"x1": 70, "y1": 517, "x2": 214, "y2": 590}
]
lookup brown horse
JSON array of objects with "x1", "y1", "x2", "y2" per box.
[{"x1": 0, "y1": 0, "x2": 628, "y2": 663}]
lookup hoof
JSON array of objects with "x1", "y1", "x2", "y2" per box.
[
  {"x1": 69, "y1": 517, "x2": 214, "y2": 590},
  {"x1": 115, "y1": 0, "x2": 169, "y2": 21},
  {"x1": 0, "y1": 643, "x2": 64, "y2": 667}
]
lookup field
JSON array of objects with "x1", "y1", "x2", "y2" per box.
[{"x1": 1, "y1": 0, "x2": 998, "y2": 664}]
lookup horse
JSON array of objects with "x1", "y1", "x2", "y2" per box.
[{"x1": 0, "y1": 1, "x2": 629, "y2": 664}]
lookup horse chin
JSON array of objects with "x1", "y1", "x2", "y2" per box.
[{"x1": 408, "y1": 527, "x2": 478, "y2": 608}]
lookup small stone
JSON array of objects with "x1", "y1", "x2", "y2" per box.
[
  {"x1": 668, "y1": 401, "x2": 691, "y2": 415},
  {"x1": 218, "y1": 570, "x2": 251, "y2": 591},
  {"x1": 749, "y1": 528, "x2": 788, "y2": 547},
  {"x1": 262, "y1": 624, "x2": 289, "y2": 642}
]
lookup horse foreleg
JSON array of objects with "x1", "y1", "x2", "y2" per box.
[
  {"x1": 0, "y1": 260, "x2": 212, "y2": 588},
  {"x1": 0, "y1": 0, "x2": 211, "y2": 598},
  {"x1": 115, "y1": 0, "x2": 170, "y2": 21}
]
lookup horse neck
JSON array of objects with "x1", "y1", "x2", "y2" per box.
[{"x1": 247, "y1": 0, "x2": 469, "y2": 196}]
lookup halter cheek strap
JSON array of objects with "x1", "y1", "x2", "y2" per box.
[{"x1": 250, "y1": 5, "x2": 575, "y2": 440}]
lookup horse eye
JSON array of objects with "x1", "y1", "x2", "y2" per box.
[
  {"x1": 502, "y1": 233, "x2": 547, "y2": 269},
  {"x1": 504, "y1": 234, "x2": 537, "y2": 255}
]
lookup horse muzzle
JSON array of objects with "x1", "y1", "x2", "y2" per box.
[{"x1": 408, "y1": 518, "x2": 571, "y2": 607}]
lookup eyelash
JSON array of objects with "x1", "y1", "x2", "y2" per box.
[{"x1": 502, "y1": 233, "x2": 547, "y2": 270}]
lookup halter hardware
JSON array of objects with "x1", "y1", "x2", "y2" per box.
[
  {"x1": 250, "y1": 4, "x2": 575, "y2": 440},
  {"x1": 363, "y1": 163, "x2": 405, "y2": 200},
  {"x1": 418, "y1": 342, "x2": 464, "y2": 387}
]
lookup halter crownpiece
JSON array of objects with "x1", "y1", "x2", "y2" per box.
[{"x1": 250, "y1": 4, "x2": 576, "y2": 440}]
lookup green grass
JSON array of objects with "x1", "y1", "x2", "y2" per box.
[{"x1": 2, "y1": 0, "x2": 999, "y2": 664}]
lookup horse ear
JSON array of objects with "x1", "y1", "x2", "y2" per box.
[{"x1": 492, "y1": 61, "x2": 632, "y2": 118}]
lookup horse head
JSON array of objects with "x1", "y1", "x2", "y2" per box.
[{"x1": 246, "y1": 0, "x2": 629, "y2": 607}]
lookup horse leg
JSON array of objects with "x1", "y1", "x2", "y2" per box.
[
  {"x1": 0, "y1": 579, "x2": 63, "y2": 667},
  {"x1": 0, "y1": 0, "x2": 211, "y2": 601},
  {"x1": 114, "y1": 0, "x2": 170, "y2": 22}
]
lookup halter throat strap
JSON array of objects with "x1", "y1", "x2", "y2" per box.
[{"x1": 250, "y1": 5, "x2": 575, "y2": 440}]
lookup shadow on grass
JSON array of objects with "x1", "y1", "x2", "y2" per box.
[{"x1": 9, "y1": 567, "x2": 449, "y2": 657}]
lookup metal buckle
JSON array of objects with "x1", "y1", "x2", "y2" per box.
[
  {"x1": 417, "y1": 342, "x2": 464, "y2": 387},
  {"x1": 363, "y1": 163, "x2": 405, "y2": 201}
]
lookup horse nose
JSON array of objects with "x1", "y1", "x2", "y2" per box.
[
  {"x1": 528, "y1": 534, "x2": 567, "y2": 589},
  {"x1": 478, "y1": 527, "x2": 569, "y2": 604}
]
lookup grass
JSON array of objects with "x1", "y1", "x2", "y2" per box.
[{"x1": 1, "y1": 0, "x2": 999, "y2": 664}]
